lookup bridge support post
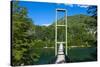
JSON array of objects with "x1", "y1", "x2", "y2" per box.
[{"x1": 65, "y1": 10, "x2": 67, "y2": 56}]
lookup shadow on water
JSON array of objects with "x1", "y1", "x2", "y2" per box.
[
  {"x1": 65, "y1": 55, "x2": 70, "y2": 63},
  {"x1": 48, "y1": 56, "x2": 57, "y2": 64},
  {"x1": 66, "y1": 47, "x2": 97, "y2": 63},
  {"x1": 63, "y1": 47, "x2": 97, "y2": 63}
]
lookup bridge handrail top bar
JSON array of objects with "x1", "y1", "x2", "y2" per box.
[
  {"x1": 56, "y1": 42, "x2": 66, "y2": 44},
  {"x1": 56, "y1": 25, "x2": 66, "y2": 26},
  {"x1": 56, "y1": 8, "x2": 66, "y2": 11}
]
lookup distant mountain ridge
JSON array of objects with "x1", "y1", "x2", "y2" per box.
[{"x1": 50, "y1": 14, "x2": 92, "y2": 26}]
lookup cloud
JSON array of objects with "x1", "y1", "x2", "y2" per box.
[
  {"x1": 64, "y1": 4, "x2": 89, "y2": 8},
  {"x1": 42, "y1": 23, "x2": 51, "y2": 26},
  {"x1": 77, "y1": 5, "x2": 89, "y2": 8},
  {"x1": 64, "y1": 3, "x2": 74, "y2": 7},
  {"x1": 67, "y1": 4, "x2": 73, "y2": 7}
]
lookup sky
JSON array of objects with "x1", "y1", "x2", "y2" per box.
[{"x1": 18, "y1": 1, "x2": 90, "y2": 26}]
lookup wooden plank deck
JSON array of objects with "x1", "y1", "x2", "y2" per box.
[{"x1": 55, "y1": 43, "x2": 66, "y2": 64}]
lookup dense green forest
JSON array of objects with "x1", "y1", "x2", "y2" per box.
[
  {"x1": 12, "y1": 2, "x2": 56, "y2": 65},
  {"x1": 12, "y1": 1, "x2": 97, "y2": 66}
]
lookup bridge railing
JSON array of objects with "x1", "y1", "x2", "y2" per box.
[{"x1": 64, "y1": 47, "x2": 70, "y2": 63}]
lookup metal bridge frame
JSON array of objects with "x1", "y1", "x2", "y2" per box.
[{"x1": 55, "y1": 8, "x2": 67, "y2": 56}]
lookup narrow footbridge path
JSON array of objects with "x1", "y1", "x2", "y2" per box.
[{"x1": 55, "y1": 43, "x2": 66, "y2": 64}]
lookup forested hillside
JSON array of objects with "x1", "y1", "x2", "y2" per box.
[{"x1": 67, "y1": 15, "x2": 96, "y2": 47}]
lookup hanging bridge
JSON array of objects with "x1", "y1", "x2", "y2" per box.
[{"x1": 54, "y1": 9, "x2": 67, "y2": 63}]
